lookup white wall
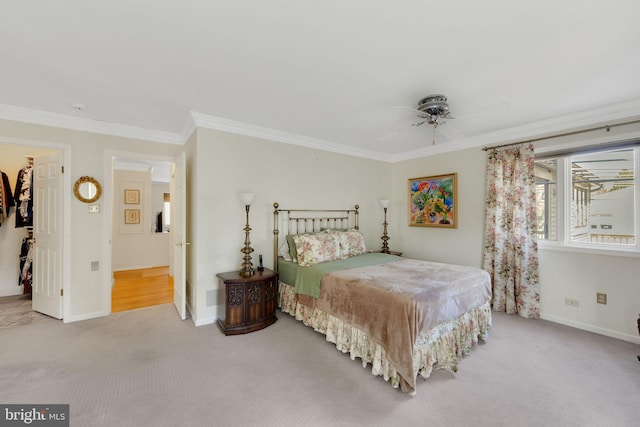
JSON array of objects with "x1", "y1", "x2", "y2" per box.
[
  {"x1": 111, "y1": 170, "x2": 170, "y2": 270},
  {"x1": 391, "y1": 147, "x2": 487, "y2": 267},
  {"x1": 0, "y1": 143, "x2": 55, "y2": 296},
  {"x1": 191, "y1": 128, "x2": 391, "y2": 326},
  {"x1": 539, "y1": 247, "x2": 640, "y2": 342}
]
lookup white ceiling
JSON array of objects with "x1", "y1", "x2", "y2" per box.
[{"x1": 1, "y1": 1, "x2": 640, "y2": 160}]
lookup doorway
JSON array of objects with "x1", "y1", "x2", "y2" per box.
[
  {"x1": 107, "y1": 152, "x2": 185, "y2": 318},
  {"x1": 0, "y1": 139, "x2": 70, "y2": 322}
]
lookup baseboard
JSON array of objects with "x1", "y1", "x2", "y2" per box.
[
  {"x1": 64, "y1": 311, "x2": 109, "y2": 323},
  {"x1": 0, "y1": 289, "x2": 24, "y2": 297},
  {"x1": 541, "y1": 313, "x2": 640, "y2": 345},
  {"x1": 194, "y1": 315, "x2": 216, "y2": 327}
]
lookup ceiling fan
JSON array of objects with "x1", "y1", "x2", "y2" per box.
[
  {"x1": 410, "y1": 94, "x2": 454, "y2": 127},
  {"x1": 387, "y1": 94, "x2": 464, "y2": 144}
]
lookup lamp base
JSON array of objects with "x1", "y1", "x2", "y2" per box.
[{"x1": 238, "y1": 268, "x2": 255, "y2": 278}]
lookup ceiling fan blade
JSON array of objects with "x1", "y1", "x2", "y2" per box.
[
  {"x1": 392, "y1": 105, "x2": 425, "y2": 116},
  {"x1": 379, "y1": 125, "x2": 410, "y2": 141},
  {"x1": 379, "y1": 119, "x2": 427, "y2": 140},
  {"x1": 435, "y1": 123, "x2": 464, "y2": 141}
]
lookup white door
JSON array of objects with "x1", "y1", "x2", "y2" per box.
[
  {"x1": 171, "y1": 152, "x2": 187, "y2": 320},
  {"x1": 32, "y1": 152, "x2": 63, "y2": 319}
]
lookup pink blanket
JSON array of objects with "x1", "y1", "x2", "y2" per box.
[{"x1": 312, "y1": 258, "x2": 492, "y2": 393}]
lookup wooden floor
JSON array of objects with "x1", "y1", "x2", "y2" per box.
[{"x1": 111, "y1": 266, "x2": 173, "y2": 313}]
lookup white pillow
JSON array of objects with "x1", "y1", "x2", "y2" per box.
[{"x1": 279, "y1": 240, "x2": 292, "y2": 261}]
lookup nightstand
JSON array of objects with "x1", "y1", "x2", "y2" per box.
[{"x1": 216, "y1": 269, "x2": 278, "y2": 335}]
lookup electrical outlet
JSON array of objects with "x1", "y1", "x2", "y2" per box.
[
  {"x1": 596, "y1": 293, "x2": 607, "y2": 304},
  {"x1": 564, "y1": 298, "x2": 579, "y2": 307}
]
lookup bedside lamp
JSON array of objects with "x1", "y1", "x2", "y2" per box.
[
  {"x1": 379, "y1": 199, "x2": 390, "y2": 254},
  {"x1": 239, "y1": 192, "x2": 256, "y2": 277}
]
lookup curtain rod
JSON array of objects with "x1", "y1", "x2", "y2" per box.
[{"x1": 481, "y1": 118, "x2": 640, "y2": 151}]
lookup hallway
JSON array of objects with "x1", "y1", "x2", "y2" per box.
[{"x1": 111, "y1": 266, "x2": 173, "y2": 312}]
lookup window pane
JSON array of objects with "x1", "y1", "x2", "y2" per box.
[
  {"x1": 535, "y1": 159, "x2": 557, "y2": 240},
  {"x1": 570, "y1": 148, "x2": 635, "y2": 246}
]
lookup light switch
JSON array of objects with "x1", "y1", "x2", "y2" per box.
[{"x1": 89, "y1": 205, "x2": 100, "y2": 213}]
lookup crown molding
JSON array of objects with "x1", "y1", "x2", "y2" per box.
[
  {"x1": 389, "y1": 97, "x2": 640, "y2": 162},
  {"x1": 189, "y1": 111, "x2": 389, "y2": 162},
  {"x1": 0, "y1": 104, "x2": 183, "y2": 145},
  {"x1": 180, "y1": 113, "x2": 197, "y2": 143},
  {"x1": 2, "y1": 98, "x2": 639, "y2": 162}
]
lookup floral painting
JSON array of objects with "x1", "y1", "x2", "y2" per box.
[{"x1": 409, "y1": 173, "x2": 457, "y2": 228}]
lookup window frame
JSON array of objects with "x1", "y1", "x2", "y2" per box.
[{"x1": 536, "y1": 143, "x2": 640, "y2": 256}]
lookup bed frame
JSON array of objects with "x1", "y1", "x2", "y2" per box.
[{"x1": 272, "y1": 202, "x2": 359, "y2": 272}]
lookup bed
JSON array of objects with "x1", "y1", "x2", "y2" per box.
[{"x1": 273, "y1": 203, "x2": 492, "y2": 394}]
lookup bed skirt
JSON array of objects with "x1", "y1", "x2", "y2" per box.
[{"x1": 278, "y1": 282, "x2": 492, "y2": 393}]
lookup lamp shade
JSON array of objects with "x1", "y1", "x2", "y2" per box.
[
  {"x1": 379, "y1": 199, "x2": 390, "y2": 208},
  {"x1": 239, "y1": 192, "x2": 255, "y2": 206}
]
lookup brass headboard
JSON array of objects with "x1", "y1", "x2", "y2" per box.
[{"x1": 272, "y1": 202, "x2": 359, "y2": 272}]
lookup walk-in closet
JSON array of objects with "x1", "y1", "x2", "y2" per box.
[{"x1": 0, "y1": 143, "x2": 58, "y2": 325}]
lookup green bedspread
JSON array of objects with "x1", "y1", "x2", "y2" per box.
[{"x1": 290, "y1": 252, "x2": 401, "y2": 298}]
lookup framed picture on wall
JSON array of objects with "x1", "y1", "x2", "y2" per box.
[
  {"x1": 124, "y1": 209, "x2": 140, "y2": 224},
  {"x1": 124, "y1": 189, "x2": 140, "y2": 204},
  {"x1": 408, "y1": 173, "x2": 457, "y2": 228}
]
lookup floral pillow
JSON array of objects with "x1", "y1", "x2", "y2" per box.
[
  {"x1": 342, "y1": 229, "x2": 368, "y2": 257},
  {"x1": 326, "y1": 229, "x2": 368, "y2": 258},
  {"x1": 292, "y1": 231, "x2": 340, "y2": 266}
]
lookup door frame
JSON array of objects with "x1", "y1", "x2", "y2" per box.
[
  {"x1": 0, "y1": 136, "x2": 71, "y2": 321},
  {"x1": 104, "y1": 150, "x2": 182, "y2": 315}
]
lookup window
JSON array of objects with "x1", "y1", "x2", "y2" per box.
[
  {"x1": 535, "y1": 159, "x2": 557, "y2": 240},
  {"x1": 535, "y1": 144, "x2": 638, "y2": 250}
]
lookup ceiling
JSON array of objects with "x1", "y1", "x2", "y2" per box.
[{"x1": 1, "y1": 1, "x2": 640, "y2": 161}]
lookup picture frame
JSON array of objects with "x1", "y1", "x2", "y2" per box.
[
  {"x1": 124, "y1": 189, "x2": 140, "y2": 205},
  {"x1": 408, "y1": 173, "x2": 457, "y2": 228},
  {"x1": 124, "y1": 209, "x2": 140, "y2": 225}
]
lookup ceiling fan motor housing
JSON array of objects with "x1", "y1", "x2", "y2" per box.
[{"x1": 417, "y1": 94, "x2": 452, "y2": 125}]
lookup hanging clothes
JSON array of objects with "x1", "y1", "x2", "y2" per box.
[
  {"x1": 0, "y1": 170, "x2": 15, "y2": 227},
  {"x1": 13, "y1": 164, "x2": 33, "y2": 228},
  {"x1": 19, "y1": 235, "x2": 35, "y2": 294}
]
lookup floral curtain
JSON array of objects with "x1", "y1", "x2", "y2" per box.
[{"x1": 482, "y1": 143, "x2": 540, "y2": 319}]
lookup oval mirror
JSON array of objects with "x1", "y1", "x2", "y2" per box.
[{"x1": 73, "y1": 176, "x2": 102, "y2": 203}]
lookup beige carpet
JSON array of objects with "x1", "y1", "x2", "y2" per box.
[
  {"x1": 0, "y1": 294, "x2": 48, "y2": 329},
  {"x1": 0, "y1": 304, "x2": 638, "y2": 427}
]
